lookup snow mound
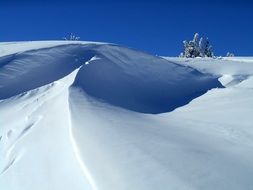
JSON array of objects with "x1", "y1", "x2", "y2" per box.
[
  {"x1": 0, "y1": 43, "x2": 222, "y2": 113},
  {"x1": 73, "y1": 45, "x2": 223, "y2": 113}
]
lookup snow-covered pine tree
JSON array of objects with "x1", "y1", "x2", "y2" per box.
[
  {"x1": 193, "y1": 33, "x2": 199, "y2": 44},
  {"x1": 181, "y1": 33, "x2": 200, "y2": 58},
  {"x1": 188, "y1": 40, "x2": 197, "y2": 58},
  {"x1": 192, "y1": 33, "x2": 201, "y2": 57},
  {"x1": 181, "y1": 33, "x2": 215, "y2": 58},
  {"x1": 204, "y1": 37, "x2": 213, "y2": 57},
  {"x1": 183, "y1": 40, "x2": 191, "y2": 58},
  {"x1": 198, "y1": 37, "x2": 204, "y2": 57}
]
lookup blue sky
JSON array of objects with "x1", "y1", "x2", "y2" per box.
[{"x1": 0, "y1": 0, "x2": 252, "y2": 56}]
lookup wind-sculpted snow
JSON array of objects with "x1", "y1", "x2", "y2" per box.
[
  {"x1": 0, "y1": 44, "x2": 97, "y2": 99},
  {"x1": 0, "y1": 43, "x2": 222, "y2": 113},
  {"x1": 1, "y1": 42, "x2": 253, "y2": 190},
  {"x1": 72, "y1": 45, "x2": 223, "y2": 113}
]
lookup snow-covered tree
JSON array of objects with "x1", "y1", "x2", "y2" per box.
[
  {"x1": 198, "y1": 37, "x2": 204, "y2": 57},
  {"x1": 181, "y1": 33, "x2": 200, "y2": 58},
  {"x1": 183, "y1": 40, "x2": 192, "y2": 58},
  {"x1": 193, "y1": 33, "x2": 199, "y2": 44},
  {"x1": 180, "y1": 34, "x2": 214, "y2": 58},
  {"x1": 204, "y1": 38, "x2": 213, "y2": 57},
  {"x1": 190, "y1": 40, "x2": 199, "y2": 58}
]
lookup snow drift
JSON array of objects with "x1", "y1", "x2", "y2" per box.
[
  {"x1": 0, "y1": 43, "x2": 222, "y2": 113},
  {"x1": 1, "y1": 41, "x2": 253, "y2": 190}
]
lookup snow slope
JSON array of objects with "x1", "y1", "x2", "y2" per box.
[{"x1": 1, "y1": 42, "x2": 253, "y2": 190}]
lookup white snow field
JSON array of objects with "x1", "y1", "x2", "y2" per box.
[{"x1": 0, "y1": 42, "x2": 253, "y2": 190}]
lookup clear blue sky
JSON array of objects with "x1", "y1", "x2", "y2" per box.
[{"x1": 1, "y1": 0, "x2": 252, "y2": 56}]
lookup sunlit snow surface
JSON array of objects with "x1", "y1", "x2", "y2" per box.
[{"x1": 1, "y1": 42, "x2": 253, "y2": 190}]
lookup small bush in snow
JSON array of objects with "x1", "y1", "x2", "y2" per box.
[
  {"x1": 63, "y1": 33, "x2": 80, "y2": 41},
  {"x1": 226, "y1": 52, "x2": 235, "y2": 57},
  {"x1": 181, "y1": 33, "x2": 214, "y2": 58}
]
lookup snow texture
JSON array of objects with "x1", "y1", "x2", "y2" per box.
[{"x1": 1, "y1": 42, "x2": 253, "y2": 190}]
